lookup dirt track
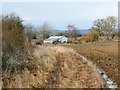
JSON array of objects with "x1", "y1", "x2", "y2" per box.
[
  {"x1": 60, "y1": 41, "x2": 118, "y2": 86},
  {"x1": 40, "y1": 46, "x2": 105, "y2": 88},
  {"x1": 3, "y1": 46, "x2": 116, "y2": 88}
]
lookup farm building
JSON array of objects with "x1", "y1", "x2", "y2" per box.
[{"x1": 44, "y1": 36, "x2": 68, "y2": 44}]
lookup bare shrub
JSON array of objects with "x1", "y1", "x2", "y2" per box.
[
  {"x1": 80, "y1": 30, "x2": 100, "y2": 42},
  {"x1": 2, "y1": 14, "x2": 35, "y2": 74}
]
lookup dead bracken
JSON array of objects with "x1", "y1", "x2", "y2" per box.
[{"x1": 3, "y1": 46, "x2": 107, "y2": 88}]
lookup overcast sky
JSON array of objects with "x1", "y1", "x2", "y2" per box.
[{"x1": 2, "y1": 2, "x2": 118, "y2": 30}]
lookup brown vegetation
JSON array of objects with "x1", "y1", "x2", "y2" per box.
[
  {"x1": 60, "y1": 41, "x2": 118, "y2": 86},
  {"x1": 1, "y1": 13, "x2": 118, "y2": 88},
  {"x1": 2, "y1": 46, "x2": 106, "y2": 88},
  {"x1": 80, "y1": 30, "x2": 100, "y2": 42},
  {"x1": 2, "y1": 14, "x2": 35, "y2": 88},
  {"x1": 2, "y1": 14, "x2": 29, "y2": 72}
]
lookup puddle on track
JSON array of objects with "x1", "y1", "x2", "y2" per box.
[{"x1": 80, "y1": 55, "x2": 117, "y2": 88}]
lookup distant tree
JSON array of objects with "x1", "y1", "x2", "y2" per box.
[
  {"x1": 92, "y1": 16, "x2": 117, "y2": 36},
  {"x1": 65, "y1": 24, "x2": 80, "y2": 38},
  {"x1": 80, "y1": 35, "x2": 93, "y2": 42},
  {"x1": 86, "y1": 30, "x2": 100, "y2": 40},
  {"x1": 67, "y1": 24, "x2": 76, "y2": 31},
  {"x1": 38, "y1": 23, "x2": 52, "y2": 39},
  {"x1": 80, "y1": 30, "x2": 100, "y2": 42},
  {"x1": 54, "y1": 32, "x2": 65, "y2": 36},
  {"x1": 92, "y1": 19, "x2": 105, "y2": 34},
  {"x1": 25, "y1": 24, "x2": 37, "y2": 42},
  {"x1": 103, "y1": 16, "x2": 117, "y2": 35}
]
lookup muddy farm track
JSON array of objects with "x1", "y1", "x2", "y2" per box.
[
  {"x1": 60, "y1": 41, "x2": 119, "y2": 86},
  {"x1": 3, "y1": 42, "x2": 118, "y2": 88}
]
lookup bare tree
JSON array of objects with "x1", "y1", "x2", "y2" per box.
[
  {"x1": 103, "y1": 16, "x2": 117, "y2": 35},
  {"x1": 92, "y1": 16, "x2": 117, "y2": 36},
  {"x1": 25, "y1": 24, "x2": 37, "y2": 42},
  {"x1": 66, "y1": 24, "x2": 80, "y2": 38},
  {"x1": 92, "y1": 19, "x2": 105, "y2": 34},
  {"x1": 38, "y1": 23, "x2": 52, "y2": 39}
]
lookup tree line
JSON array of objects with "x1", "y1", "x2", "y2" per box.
[
  {"x1": 83, "y1": 16, "x2": 118, "y2": 42},
  {"x1": 55, "y1": 16, "x2": 118, "y2": 42}
]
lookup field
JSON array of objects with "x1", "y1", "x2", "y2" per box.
[
  {"x1": 60, "y1": 41, "x2": 119, "y2": 86},
  {"x1": 2, "y1": 41, "x2": 119, "y2": 88},
  {"x1": 3, "y1": 46, "x2": 106, "y2": 88}
]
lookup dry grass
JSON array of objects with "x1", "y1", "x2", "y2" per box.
[
  {"x1": 3, "y1": 46, "x2": 106, "y2": 88},
  {"x1": 60, "y1": 41, "x2": 118, "y2": 86}
]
